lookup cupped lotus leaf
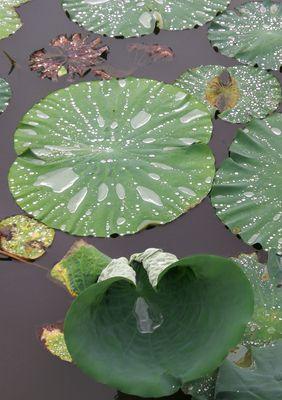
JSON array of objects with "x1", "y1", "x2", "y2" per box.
[
  {"x1": 51, "y1": 240, "x2": 111, "y2": 297},
  {"x1": 233, "y1": 253, "x2": 282, "y2": 345},
  {"x1": 64, "y1": 254, "x2": 253, "y2": 397},
  {"x1": 215, "y1": 340, "x2": 282, "y2": 399},
  {"x1": 175, "y1": 66, "x2": 281, "y2": 124},
  {"x1": 9, "y1": 78, "x2": 215, "y2": 237},
  {"x1": 0, "y1": 215, "x2": 55, "y2": 260},
  {"x1": 0, "y1": 0, "x2": 29, "y2": 40},
  {"x1": 40, "y1": 324, "x2": 72, "y2": 363},
  {"x1": 211, "y1": 113, "x2": 282, "y2": 253},
  {"x1": 61, "y1": 0, "x2": 231, "y2": 38},
  {"x1": 0, "y1": 78, "x2": 11, "y2": 113},
  {"x1": 208, "y1": 1, "x2": 282, "y2": 70}
]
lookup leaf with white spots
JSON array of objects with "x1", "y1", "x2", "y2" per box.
[
  {"x1": 40, "y1": 324, "x2": 72, "y2": 363},
  {"x1": 0, "y1": 78, "x2": 11, "y2": 113},
  {"x1": 9, "y1": 78, "x2": 215, "y2": 237},
  {"x1": 0, "y1": 214, "x2": 55, "y2": 260},
  {"x1": 61, "y1": 0, "x2": 231, "y2": 37},
  {"x1": 212, "y1": 113, "x2": 282, "y2": 253},
  {"x1": 208, "y1": 1, "x2": 282, "y2": 71},
  {"x1": 175, "y1": 65, "x2": 281, "y2": 124},
  {"x1": 0, "y1": 0, "x2": 29, "y2": 40}
]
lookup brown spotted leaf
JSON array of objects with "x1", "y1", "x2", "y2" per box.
[{"x1": 40, "y1": 324, "x2": 72, "y2": 363}]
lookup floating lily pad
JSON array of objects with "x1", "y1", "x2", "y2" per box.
[
  {"x1": 208, "y1": 1, "x2": 282, "y2": 70},
  {"x1": 175, "y1": 66, "x2": 281, "y2": 123},
  {"x1": 64, "y1": 253, "x2": 253, "y2": 397},
  {"x1": 0, "y1": 78, "x2": 11, "y2": 113},
  {"x1": 51, "y1": 240, "x2": 111, "y2": 297},
  {"x1": 211, "y1": 113, "x2": 282, "y2": 253},
  {"x1": 0, "y1": 214, "x2": 55, "y2": 260},
  {"x1": 9, "y1": 78, "x2": 214, "y2": 237},
  {"x1": 215, "y1": 340, "x2": 282, "y2": 399},
  {"x1": 40, "y1": 324, "x2": 72, "y2": 363},
  {"x1": 61, "y1": 0, "x2": 231, "y2": 37},
  {"x1": 0, "y1": 0, "x2": 28, "y2": 40}
]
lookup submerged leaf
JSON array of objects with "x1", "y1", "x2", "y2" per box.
[
  {"x1": 61, "y1": 0, "x2": 231, "y2": 37},
  {"x1": 208, "y1": 1, "x2": 282, "y2": 70},
  {"x1": 0, "y1": 78, "x2": 11, "y2": 113},
  {"x1": 0, "y1": 0, "x2": 29, "y2": 40},
  {"x1": 40, "y1": 324, "x2": 72, "y2": 363},
  {"x1": 211, "y1": 113, "x2": 282, "y2": 253},
  {"x1": 0, "y1": 215, "x2": 54, "y2": 260},
  {"x1": 64, "y1": 254, "x2": 253, "y2": 397},
  {"x1": 51, "y1": 240, "x2": 111, "y2": 297},
  {"x1": 9, "y1": 78, "x2": 215, "y2": 237},
  {"x1": 175, "y1": 65, "x2": 281, "y2": 123}
]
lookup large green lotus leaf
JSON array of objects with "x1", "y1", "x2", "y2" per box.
[
  {"x1": 0, "y1": 78, "x2": 11, "y2": 113},
  {"x1": 64, "y1": 254, "x2": 253, "y2": 397},
  {"x1": 215, "y1": 340, "x2": 282, "y2": 399},
  {"x1": 9, "y1": 78, "x2": 215, "y2": 237},
  {"x1": 61, "y1": 0, "x2": 231, "y2": 38},
  {"x1": 0, "y1": 0, "x2": 28, "y2": 40},
  {"x1": 175, "y1": 66, "x2": 281, "y2": 124},
  {"x1": 211, "y1": 113, "x2": 282, "y2": 253},
  {"x1": 51, "y1": 240, "x2": 111, "y2": 297},
  {"x1": 208, "y1": 1, "x2": 282, "y2": 71}
]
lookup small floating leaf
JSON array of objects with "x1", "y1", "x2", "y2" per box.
[
  {"x1": 175, "y1": 65, "x2": 281, "y2": 123},
  {"x1": 40, "y1": 324, "x2": 72, "y2": 363},
  {"x1": 0, "y1": 0, "x2": 29, "y2": 40},
  {"x1": 64, "y1": 254, "x2": 253, "y2": 397},
  {"x1": 0, "y1": 78, "x2": 11, "y2": 113},
  {"x1": 208, "y1": 1, "x2": 282, "y2": 70},
  {"x1": 9, "y1": 78, "x2": 215, "y2": 237},
  {"x1": 215, "y1": 340, "x2": 282, "y2": 399},
  {"x1": 51, "y1": 240, "x2": 111, "y2": 297},
  {"x1": 0, "y1": 215, "x2": 55, "y2": 260},
  {"x1": 211, "y1": 113, "x2": 282, "y2": 253},
  {"x1": 61, "y1": 0, "x2": 231, "y2": 37}
]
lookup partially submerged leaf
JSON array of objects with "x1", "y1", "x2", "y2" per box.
[
  {"x1": 40, "y1": 324, "x2": 72, "y2": 363},
  {"x1": 208, "y1": 1, "x2": 282, "y2": 70},
  {"x1": 61, "y1": 0, "x2": 231, "y2": 37},
  {"x1": 175, "y1": 65, "x2": 281, "y2": 123},
  {"x1": 0, "y1": 0, "x2": 29, "y2": 40},
  {"x1": 0, "y1": 215, "x2": 54, "y2": 260},
  {"x1": 211, "y1": 113, "x2": 282, "y2": 253},
  {"x1": 64, "y1": 255, "x2": 253, "y2": 397},
  {"x1": 215, "y1": 340, "x2": 282, "y2": 399},
  {"x1": 0, "y1": 78, "x2": 11, "y2": 113},
  {"x1": 51, "y1": 240, "x2": 111, "y2": 297},
  {"x1": 9, "y1": 78, "x2": 215, "y2": 237}
]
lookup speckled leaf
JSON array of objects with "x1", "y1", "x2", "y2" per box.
[
  {"x1": 208, "y1": 1, "x2": 282, "y2": 70},
  {"x1": 0, "y1": 215, "x2": 54, "y2": 260},
  {"x1": 41, "y1": 324, "x2": 72, "y2": 363},
  {"x1": 64, "y1": 255, "x2": 253, "y2": 397},
  {"x1": 215, "y1": 340, "x2": 282, "y2": 399},
  {"x1": 0, "y1": 0, "x2": 29, "y2": 40},
  {"x1": 175, "y1": 65, "x2": 281, "y2": 124},
  {"x1": 0, "y1": 78, "x2": 11, "y2": 113},
  {"x1": 212, "y1": 113, "x2": 282, "y2": 253},
  {"x1": 9, "y1": 78, "x2": 215, "y2": 237},
  {"x1": 233, "y1": 253, "x2": 282, "y2": 345},
  {"x1": 51, "y1": 240, "x2": 111, "y2": 297},
  {"x1": 61, "y1": 0, "x2": 231, "y2": 38}
]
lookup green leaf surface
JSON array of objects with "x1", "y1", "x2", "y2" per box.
[
  {"x1": 175, "y1": 65, "x2": 281, "y2": 124},
  {"x1": 215, "y1": 340, "x2": 282, "y2": 399},
  {"x1": 9, "y1": 78, "x2": 215, "y2": 237},
  {"x1": 208, "y1": 1, "x2": 282, "y2": 70},
  {"x1": 211, "y1": 113, "x2": 282, "y2": 253},
  {"x1": 64, "y1": 255, "x2": 253, "y2": 397},
  {"x1": 51, "y1": 240, "x2": 111, "y2": 297},
  {"x1": 40, "y1": 324, "x2": 72, "y2": 363},
  {"x1": 0, "y1": 78, "x2": 11, "y2": 113},
  {"x1": 61, "y1": 0, "x2": 231, "y2": 37},
  {"x1": 0, "y1": 214, "x2": 55, "y2": 260},
  {"x1": 0, "y1": 0, "x2": 28, "y2": 40}
]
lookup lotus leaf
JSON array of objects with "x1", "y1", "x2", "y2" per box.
[
  {"x1": 0, "y1": 0, "x2": 29, "y2": 40},
  {"x1": 0, "y1": 78, "x2": 11, "y2": 113},
  {"x1": 40, "y1": 325, "x2": 72, "y2": 363}
]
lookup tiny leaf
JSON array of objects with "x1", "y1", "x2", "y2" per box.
[{"x1": 40, "y1": 324, "x2": 72, "y2": 363}]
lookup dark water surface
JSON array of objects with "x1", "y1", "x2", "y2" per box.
[{"x1": 0, "y1": 0, "x2": 281, "y2": 399}]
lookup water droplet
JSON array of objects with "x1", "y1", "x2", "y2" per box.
[
  {"x1": 34, "y1": 168, "x2": 79, "y2": 193},
  {"x1": 134, "y1": 297, "x2": 164, "y2": 334}
]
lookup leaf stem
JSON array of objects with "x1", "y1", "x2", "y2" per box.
[{"x1": 0, "y1": 249, "x2": 49, "y2": 272}]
